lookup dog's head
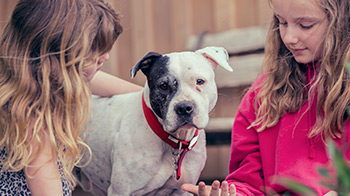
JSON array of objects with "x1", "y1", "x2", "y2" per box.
[{"x1": 131, "y1": 47, "x2": 232, "y2": 138}]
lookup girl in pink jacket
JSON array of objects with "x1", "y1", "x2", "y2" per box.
[{"x1": 182, "y1": 0, "x2": 350, "y2": 195}]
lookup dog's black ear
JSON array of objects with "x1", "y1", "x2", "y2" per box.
[{"x1": 130, "y1": 52, "x2": 162, "y2": 78}]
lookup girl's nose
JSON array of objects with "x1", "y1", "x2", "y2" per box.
[{"x1": 283, "y1": 27, "x2": 299, "y2": 45}]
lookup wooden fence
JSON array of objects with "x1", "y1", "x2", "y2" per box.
[{"x1": 0, "y1": 0, "x2": 272, "y2": 85}]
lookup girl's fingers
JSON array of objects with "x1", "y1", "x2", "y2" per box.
[
  {"x1": 220, "y1": 181, "x2": 229, "y2": 196},
  {"x1": 182, "y1": 181, "x2": 237, "y2": 196},
  {"x1": 198, "y1": 181, "x2": 208, "y2": 196},
  {"x1": 229, "y1": 183, "x2": 237, "y2": 196},
  {"x1": 209, "y1": 180, "x2": 221, "y2": 196}
]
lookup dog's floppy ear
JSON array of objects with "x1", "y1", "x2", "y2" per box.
[
  {"x1": 130, "y1": 52, "x2": 162, "y2": 78},
  {"x1": 195, "y1": 46, "x2": 233, "y2": 72}
]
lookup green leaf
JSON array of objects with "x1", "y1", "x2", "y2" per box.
[
  {"x1": 318, "y1": 168, "x2": 331, "y2": 178},
  {"x1": 319, "y1": 182, "x2": 334, "y2": 190},
  {"x1": 327, "y1": 141, "x2": 350, "y2": 195},
  {"x1": 276, "y1": 177, "x2": 318, "y2": 195}
]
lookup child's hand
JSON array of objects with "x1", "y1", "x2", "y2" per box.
[
  {"x1": 323, "y1": 191, "x2": 337, "y2": 196},
  {"x1": 181, "y1": 180, "x2": 236, "y2": 196}
]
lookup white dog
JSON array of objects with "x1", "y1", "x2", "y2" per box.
[{"x1": 74, "y1": 46, "x2": 233, "y2": 196}]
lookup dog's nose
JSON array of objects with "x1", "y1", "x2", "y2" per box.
[{"x1": 175, "y1": 101, "x2": 195, "y2": 117}]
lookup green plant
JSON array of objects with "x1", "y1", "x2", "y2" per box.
[{"x1": 325, "y1": 142, "x2": 350, "y2": 195}]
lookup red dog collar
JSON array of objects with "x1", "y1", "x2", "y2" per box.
[{"x1": 142, "y1": 94, "x2": 199, "y2": 180}]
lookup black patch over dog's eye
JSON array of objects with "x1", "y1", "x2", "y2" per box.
[
  {"x1": 196, "y1": 79, "x2": 205, "y2": 85},
  {"x1": 159, "y1": 82, "x2": 169, "y2": 90}
]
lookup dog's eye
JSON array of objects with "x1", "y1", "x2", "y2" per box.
[
  {"x1": 159, "y1": 82, "x2": 169, "y2": 90},
  {"x1": 196, "y1": 79, "x2": 205, "y2": 85}
]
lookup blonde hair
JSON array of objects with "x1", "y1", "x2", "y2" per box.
[
  {"x1": 252, "y1": 0, "x2": 350, "y2": 139},
  {"x1": 0, "y1": 0, "x2": 122, "y2": 188}
]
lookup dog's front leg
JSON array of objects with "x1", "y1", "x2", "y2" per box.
[
  {"x1": 107, "y1": 163, "x2": 134, "y2": 196},
  {"x1": 106, "y1": 140, "x2": 157, "y2": 196}
]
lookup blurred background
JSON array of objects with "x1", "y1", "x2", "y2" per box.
[{"x1": 0, "y1": 0, "x2": 272, "y2": 195}]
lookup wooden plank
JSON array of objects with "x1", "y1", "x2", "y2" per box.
[
  {"x1": 234, "y1": 0, "x2": 259, "y2": 28},
  {"x1": 190, "y1": 0, "x2": 214, "y2": 34},
  {"x1": 186, "y1": 25, "x2": 268, "y2": 53},
  {"x1": 199, "y1": 145, "x2": 231, "y2": 181},
  {"x1": 170, "y1": 0, "x2": 193, "y2": 52},
  {"x1": 257, "y1": 0, "x2": 273, "y2": 26},
  {"x1": 0, "y1": 0, "x2": 18, "y2": 30},
  {"x1": 186, "y1": 26, "x2": 267, "y2": 88},
  {"x1": 130, "y1": 0, "x2": 155, "y2": 60},
  {"x1": 213, "y1": 0, "x2": 236, "y2": 32},
  {"x1": 0, "y1": 0, "x2": 7, "y2": 28},
  {"x1": 125, "y1": 0, "x2": 156, "y2": 84},
  {"x1": 153, "y1": 0, "x2": 172, "y2": 54},
  {"x1": 102, "y1": 0, "x2": 138, "y2": 83},
  {"x1": 213, "y1": 86, "x2": 248, "y2": 118},
  {"x1": 206, "y1": 117, "x2": 234, "y2": 132},
  {"x1": 215, "y1": 53, "x2": 264, "y2": 88},
  {"x1": 114, "y1": 0, "x2": 135, "y2": 80}
]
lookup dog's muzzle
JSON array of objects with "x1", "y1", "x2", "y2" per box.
[{"x1": 174, "y1": 101, "x2": 195, "y2": 120}]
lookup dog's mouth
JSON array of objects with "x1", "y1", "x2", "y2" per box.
[
  {"x1": 169, "y1": 121, "x2": 199, "y2": 133},
  {"x1": 167, "y1": 122, "x2": 199, "y2": 141},
  {"x1": 179, "y1": 123, "x2": 198, "y2": 130},
  {"x1": 164, "y1": 110, "x2": 208, "y2": 134}
]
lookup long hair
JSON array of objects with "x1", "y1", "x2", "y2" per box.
[
  {"x1": 252, "y1": 0, "x2": 350, "y2": 140},
  {"x1": 0, "y1": 0, "x2": 122, "y2": 188}
]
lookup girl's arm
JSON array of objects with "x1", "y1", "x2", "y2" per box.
[
  {"x1": 25, "y1": 131, "x2": 63, "y2": 196},
  {"x1": 224, "y1": 108, "x2": 264, "y2": 195},
  {"x1": 223, "y1": 82, "x2": 265, "y2": 195},
  {"x1": 91, "y1": 71, "x2": 143, "y2": 97}
]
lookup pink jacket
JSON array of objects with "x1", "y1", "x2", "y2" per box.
[{"x1": 225, "y1": 66, "x2": 350, "y2": 195}]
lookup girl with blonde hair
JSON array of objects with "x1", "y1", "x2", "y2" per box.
[
  {"x1": 183, "y1": 0, "x2": 350, "y2": 195},
  {"x1": 0, "y1": 0, "x2": 141, "y2": 195}
]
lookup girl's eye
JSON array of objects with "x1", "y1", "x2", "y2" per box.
[
  {"x1": 196, "y1": 79, "x2": 205, "y2": 85},
  {"x1": 300, "y1": 24, "x2": 314, "y2": 29},
  {"x1": 159, "y1": 82, "x2": 169, "y2": 91}
]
